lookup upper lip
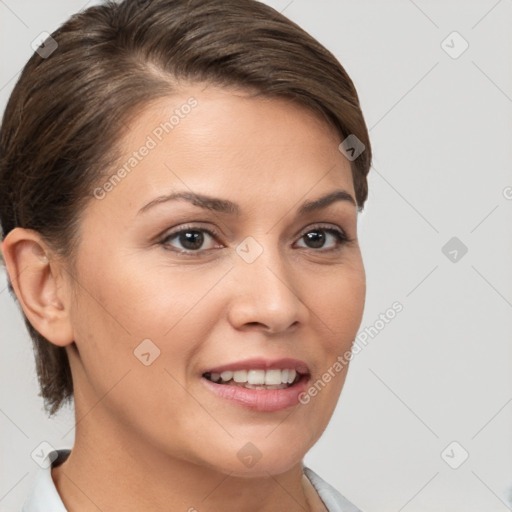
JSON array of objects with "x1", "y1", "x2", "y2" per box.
[{"x1": 202, "y1": 358, "x2": 310, "y2": 375}]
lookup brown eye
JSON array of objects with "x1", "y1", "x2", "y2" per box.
[
  {"x1": 296, "y1": 226, "x2": 348, "y2": 251},
  {"x1": 161, "y1": 227, "x2": 220, "y2": 253}
]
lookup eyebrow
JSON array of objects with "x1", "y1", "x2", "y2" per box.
[{"x1": 137, "y1": 189, "x2": 356, "y2": 216}]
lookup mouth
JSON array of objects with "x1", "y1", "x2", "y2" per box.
[
  {"x1": 200, "y1": 357, "x2": 311, "y2": 411},
  {"x1": 202, "y1": 368, "x2": 305, "y2": 390}
]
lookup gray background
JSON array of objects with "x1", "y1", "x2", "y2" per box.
[{"x1": 1, "y1": 1, "x2": 511, "y2": 510}]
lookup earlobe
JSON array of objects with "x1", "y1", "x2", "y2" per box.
[{"x1": 1, "y1": 228, "x2": 74, "y2": 347}]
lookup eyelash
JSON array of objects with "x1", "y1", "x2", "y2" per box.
[{"x1": 160, "y1": 223, "x2": 351, "y2": 256}]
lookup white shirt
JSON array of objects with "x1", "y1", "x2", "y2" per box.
[{"x1": 22, "y1": 449, "x2": 362, "y2": 512}]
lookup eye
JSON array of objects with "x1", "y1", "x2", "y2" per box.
[
  {"x1": 295, "y1": 225, "x2": 349, "y2": 251},
  {"x1": 160, "y1": 223, "x2": 350, "y2": 255},
  {"x1": 161, "y1": 225, "x2": 221, "y2": 253}
]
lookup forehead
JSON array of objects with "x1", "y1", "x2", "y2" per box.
[{"x1": 93, "y1": 84, "x2": 354, "y2": 217}]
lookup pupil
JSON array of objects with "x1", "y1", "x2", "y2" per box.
[
  {"x1": 181, "y1": 231, "x2": 203, "y2": 250},
  {"x1": 305, "y1": 230, "x2": 324, "y2": 248}
]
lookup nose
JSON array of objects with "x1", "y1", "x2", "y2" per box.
[{"x1": 226, "y1": 241, "x2": 308, "y2": 334}]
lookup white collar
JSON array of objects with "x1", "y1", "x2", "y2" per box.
[{"x1": 22, "y1": 449, "x2": 70, "y2": 511}]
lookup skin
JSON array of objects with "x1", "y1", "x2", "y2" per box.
[{"x1": 2, "y1": 83, "x2": 366, "y2": 512}]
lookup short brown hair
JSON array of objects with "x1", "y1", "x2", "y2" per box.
[{"x1": 0, "y1": 0, "x2": 372, "y2": 415}]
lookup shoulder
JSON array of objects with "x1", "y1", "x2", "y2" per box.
[
  {"x1": 303, "y1": 465, "x2": 363, "y2": 512},
  {"x1": 22, "y1": 449, "x2": 70, "y2": 512}
]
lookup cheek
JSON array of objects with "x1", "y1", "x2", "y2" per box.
[
  {"x1": 302, "y1": 260, "x2": 365, "y2": 405},
  {"x1": 313, "y1": 261, "x2": 366, "y2": 346},
  {"x1": 297, "y1": 267, "x2": 365, "y2": 431},
  {"x1": 70, "y1": 253, "x2": 231, "y2": 382},
  {"x1": 76, "y1": 254, "x2": 200, "y2": 337},
  {"x1": 68, "y1": 258, "x2": 216, "y2": 446}
]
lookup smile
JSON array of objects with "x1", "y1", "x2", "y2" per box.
[
  {"x1": 201, "y1": 358, "x2": 311, "y2": 412},
  {"x1": 203, "y1": 368, "x2": 301, "y2": 389}
]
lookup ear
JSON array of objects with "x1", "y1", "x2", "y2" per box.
[{"x1": 1, "y1": 228, "x2": 74, "y2": 347}]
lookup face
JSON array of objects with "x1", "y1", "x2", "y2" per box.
[{"x1": 66, "y1": 84, "x2": 366, "y2": 476}]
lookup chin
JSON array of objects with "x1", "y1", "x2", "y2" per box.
[{"x1": 200, "y1": 438, "x2": 308, "y2": 478}]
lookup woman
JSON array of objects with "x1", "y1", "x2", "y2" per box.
[{"x1": 0, "y1": 0, "x2": 372, "y2": 510}]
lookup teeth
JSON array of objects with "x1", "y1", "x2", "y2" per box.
[
  {"x1": 220, "y1": 371, "x2": 233, "y2": 381},
  {"x1": 244, "y1": 382, "x2": 289, "y2": 390},
  {"x1": 233, "y1": 370, "x2": 248, "y2": 383},
  {"x1": 207, "y1": 368, "x2": 299, "y2": 385},
  {"x1": 286, "y1": 369, "x2": 296, "y2": 384},
  {"x1": 264, "y1": 369, "x2": 282, "y2": 385},
  {"x1": 248, "y1": 369, "x2": 265, "y2": 385}
]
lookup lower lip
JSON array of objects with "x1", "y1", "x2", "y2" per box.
[{"x1": 201, "y1": 374, "x2": 309, "y2": 412}]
